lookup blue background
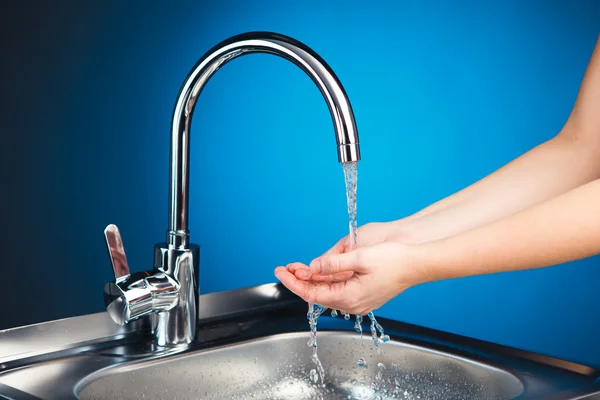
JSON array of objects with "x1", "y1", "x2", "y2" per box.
[{"x1": 2, "y1": 1, "x2": 600, "y2": 367}]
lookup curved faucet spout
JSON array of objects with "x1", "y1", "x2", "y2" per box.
[
  {"x1": 168, "y1": 31, "x2": 361, "y2": 249},
  {"x1": 102, "y1": 32, "x2": 362, "y2": 347}
]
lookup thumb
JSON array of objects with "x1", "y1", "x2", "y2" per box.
[
  {"x1": 310, "y1": 250, "x2": 367, "y2": 275},
  {"x1": 317, "y1": 235, "x2": 349, "y2": 259}
]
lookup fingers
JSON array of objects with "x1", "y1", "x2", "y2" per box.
[
  {"x1": 309, "y1": 249, "x2": 367, "y2": 275},
  {"x1": 310, "y1": 235, "x2": 349, "y2": 267},
  {"x1": 308, "y1": 271, "x2": 354, "y2": 282},
  {"x1": 295, "y1": 268, "x2": 312, "y2": 280},
  {"x1": 287, "y1": 262, "x2": 308, "y2": 275},
  {"x1": 274, "y1": 266, "x2": 338, "y2": 306},
  {"x1": 285, "y1": 263, "x2": 353, "y2": 282},
  {"x1": 323, "y1": 235, "x2": 349, "y2": 256},
  {"x1": 286, "y1": 263, "x2": 313, "y2": 280},
  {"x1": 309, "y1": 232, "x2": 354, "y2": 273},
  {"x1": 274, "y1": 266, "x2": 311, "y2": 300}
]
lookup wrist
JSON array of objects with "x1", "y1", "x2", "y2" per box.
[
  {"x1": 405, "y1": 241, "x2": 447, "y2": 286},
  {"x1": 389, "y1": 215, "x2": 431, "y2": 245}
]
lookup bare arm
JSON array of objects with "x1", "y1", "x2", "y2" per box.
[
  {"x1": 399, "y1": 35, "x2": 600, "y2": 244},
  {"x1": 275, "y1": 35, "x2": 600, "y2": 314},
  {"x1": 276, "y1": 174, "x2": 600, "y2": 314},
  {"x1": 416, "y1": 176, "x2": 600, "y2": 282}
]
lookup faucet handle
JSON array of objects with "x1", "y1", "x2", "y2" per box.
[
  {"x1": 104, "y1": 224, "x2": 131, "y2": 283},
  {"x1": 102, "y1": 224, "x2": 180, "y2": 326}
]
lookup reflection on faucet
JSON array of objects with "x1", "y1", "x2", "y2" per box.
[
  {"x1": 103, "y1": 225, "x2": 180, "y2": 328},
  {"x1": 104, "y1": 225, "x2": 130, "y2": 282},
  {"x1": 103, "y1": 31, "x2": 362, "y2": 347}
]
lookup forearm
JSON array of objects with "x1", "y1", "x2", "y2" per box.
[
  {"x1": 398, "y1": 35, "x2": 600, "y2": 243},
  {"x1": 416, "y1": 177, "x2": 600, "y2": 282},
  {"x1": 399, "y1": 133, "x2": 600, "y2": 242}
]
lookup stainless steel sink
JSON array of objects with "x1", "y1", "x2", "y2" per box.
[
  {"x1": 1, "y1": 283, "x2": 599, "y2": 400},
  {"x1": 76, "y1": 331, "x2": 523, "y2": 400}
]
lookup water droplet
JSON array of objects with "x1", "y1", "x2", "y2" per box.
[
  {"x1": 377, "y1": 362, "x2": 386, "y2": 369},
  {"x1": 380, "y1": 334, "x2": 390, "y2": 343},
  {"x1": 307, "y1": 303, "x2": 326, "y2": 384},
  {"x1": 344, "y1": 312, "x2": 350, "y2": 320},
  {"x1": 309, "y1": 369, "x2": 319, "y2": 384},
  {"x1": 357, "y1": 358, "x2": 366, "y2": 367},
  {"x1": 331, "y1": 309, "x2": 338, "y2": 318}
]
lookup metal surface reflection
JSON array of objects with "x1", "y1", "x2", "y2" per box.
[{"x1": 102, "y1": 31, "x2": 362, "y2": 347}]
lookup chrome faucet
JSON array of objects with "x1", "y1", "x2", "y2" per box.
[{"x1": 103, "y1": 32, "x2": 361, "y2": 347}]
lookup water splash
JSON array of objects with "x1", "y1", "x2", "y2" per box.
[
  {"x1": 343, "y1": 162, "x2": 391, "y2": 357},
  {"x1": 307, "y1": 303, "x2": 326, "y2": 386},
  {"x1": 354, "y1": 313, "x2": 366, "y2": 366},
  {"x1": 303, "y1": 162, "x2": 358, "y2": 385},
  {"x1": 368, "y1": 311, "x2": 390, "y2": 355},
  {"x1": 304, "y1": 162, "x2": 390, "y2": 384},
  {"x1": 309, "y1": 368, "x2": 319, "y2": 384},
  {"x1": 354, "y1": 314, "x2": 363, "y2": 333}
]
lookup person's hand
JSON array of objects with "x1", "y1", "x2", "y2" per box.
[
  {"x1": 319, "y1": 221, "x2": 420, "y2": 254},
  {"x1": 274, "y1": 241, "x2": 431, "y2": 315},
  {"x1": 285, "y1": 221, "x2": 419, "y2": 282}
]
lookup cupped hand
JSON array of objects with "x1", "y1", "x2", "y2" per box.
[
  {"x1": 285, "y1": 221, "x2": 418, "y2": 283},
  {"x1": 320, "y1": 221, "x2": 417, "y2": 256},
  {"x1": 287, "y1": 218, "x2": 420, "y2": 282},
  {"x1": 274, "y1": 241, "x2": 430, "y2": 315}
]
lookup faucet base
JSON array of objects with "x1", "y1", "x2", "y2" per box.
[{"x1": 153, "y1": 244, "x2": 200, "y2": 346}]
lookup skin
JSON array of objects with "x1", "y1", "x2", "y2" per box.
[{"x1": 274, "y1": 34, "x2": 600, "y2": 315}]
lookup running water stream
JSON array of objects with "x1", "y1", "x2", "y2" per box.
[{"x1": 307, "y1": 161, "x2": 389, "y2": 387}]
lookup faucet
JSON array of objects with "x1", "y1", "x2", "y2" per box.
[{"x1": 102, "y1": 32, "x2": 361, "y2": 347}]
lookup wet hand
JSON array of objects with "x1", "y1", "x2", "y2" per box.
[
  {"x1": 274, "y1": 242, "x2": 430, "y2": 315},
  {"x1": 320, "y1": 221, "x2": 415, "y2": 257},
  {"x1": 287, "y1": 220, "x2": 422, "y2": 284}
]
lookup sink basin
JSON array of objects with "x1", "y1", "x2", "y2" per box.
[
  {"x1": 1, "y1": 283, "x2": 599, "y2": 400},
  {"x1": 76, "y1": 331, "x2": 523, "y2": 400}
]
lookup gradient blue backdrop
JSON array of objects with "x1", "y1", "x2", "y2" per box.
[{"x1": 2, "y1": 1, "x2": 600, "y2": 367}]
